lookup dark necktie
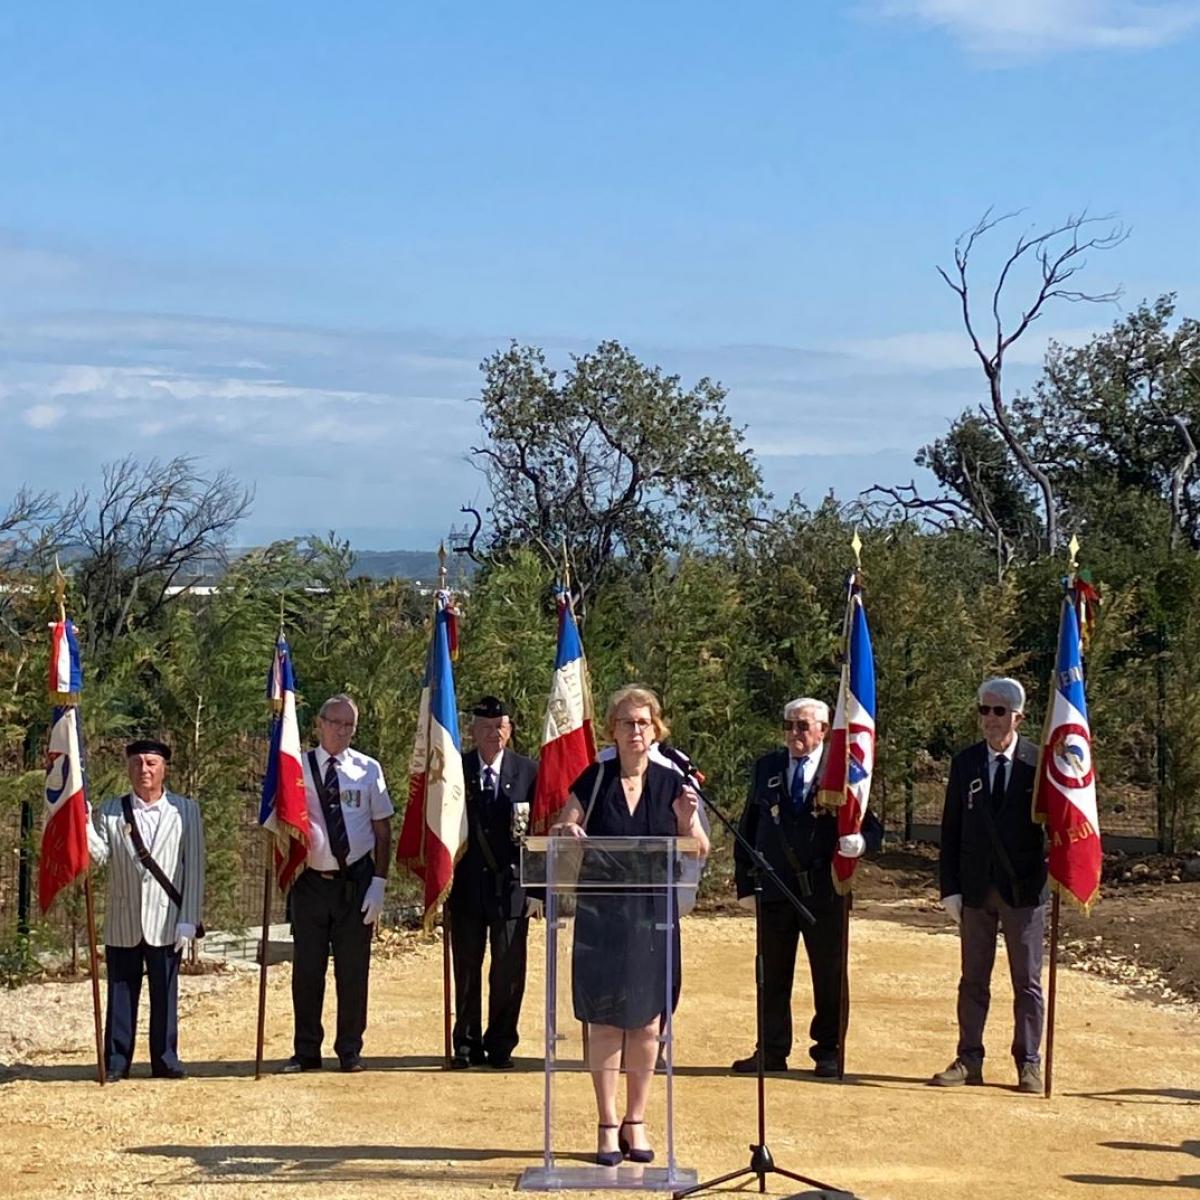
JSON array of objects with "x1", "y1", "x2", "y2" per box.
[
  {"x1": 321, "y1": 755, "x2": 351, "y2": 863},
  {"x1": 481, "y1": 765, "x2": 497, "y2": 805},
  {"x1": 790, "y1": 757, "x2": 810, "y2": 815},
  {"x1": 990, "y1": 756, "x2": 1008, "y2": 810}
]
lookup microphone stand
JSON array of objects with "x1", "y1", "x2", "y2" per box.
[{"x1": 656, "y1": 745, "x2": 843, "y2": 1200}]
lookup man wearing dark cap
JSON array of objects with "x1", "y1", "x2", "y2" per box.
[
  {"x1": 86, "y1": 738, "x2": 205, "y2": 1080},
  {"x1": 447, "y1": 696, "x2": 538, "y2": 1069}
]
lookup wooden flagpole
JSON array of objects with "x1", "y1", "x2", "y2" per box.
[
  {"x1": 55, "y1": 562, "x2": 105, "y2": 1085},
  {"x1": 436, "y1": 544, "x2": 454, "y2": 1063},
  {"x1": 255, "y1": 595, "x2": 286, "y2": 1080},
  {"x1": 1043, "y1": 533, "x2": 1080, "y2": 1099},
  {"x1": 836, "y1": 531, "x2": 863, "y2": 1082}
]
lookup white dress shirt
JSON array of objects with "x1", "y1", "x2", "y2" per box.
[
  {"x1": 132, "y1": 792, "x2": 166, "y2": 849},
  {"x1": 479, "y1": 750, "x2": 504, "y2": 789},
  {"x1": 786, "y1": 753, "x2": 819, "y2": 795},
  {"x1": 304, "y1": 746, "x2": 394, "y2": 871},
  {"x1": 987, "y1": 742, "x2": 1015, "y2": 791}
]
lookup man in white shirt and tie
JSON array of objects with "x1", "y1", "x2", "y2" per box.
[
  {"x1": 731, "y1": 697, "x2": 882, "y2": 1078},
  {"x1": 87, "y1": 738, "x2": 205, "y2": 1080},
  {"x1": 931, "y1": 677, "x2": 1048, "y2": 1094},
  {"x1": 282, "y1": 693, "x2": 393, "y2": 1074}
]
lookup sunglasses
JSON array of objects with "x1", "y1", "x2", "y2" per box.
[
  {"x1": 977, "y1": 705, "x2": 1013, "y2": 717},
  {"x1": 782, "y1": 720, "x2": 820, "y2": 733}
]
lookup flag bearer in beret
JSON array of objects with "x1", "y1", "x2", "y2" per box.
[
  {"x1": 86, "y1": 738, "x2": 206, "y2": 1080},
  {"x1": 447, "y1": 696, "x2": 539, "y2": 1069}
]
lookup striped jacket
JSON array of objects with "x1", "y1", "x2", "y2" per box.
[{"x1": 87, "y1": 792, "x2": 206, "y2": 948}]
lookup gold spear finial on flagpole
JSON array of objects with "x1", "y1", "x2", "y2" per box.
[
  {"x1": 851, "y1": 529, "x2": 863, "y2": 574},
  {"x1": 560, "y1": 536, "x2": 571, "y2": 594},
  {"x1": 53, "y1": 554, "x2": 67, "y2": 623},
  {"x1": 1068, "y1": 533, "x2": 1080, "y2": 575},
  {"x1": 437, "y1": 541, "x2": 448, "y2": 591}
]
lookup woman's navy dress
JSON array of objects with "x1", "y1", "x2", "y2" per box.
[{"x1": 570, "y1": 760, "x2": 684, "y2": 1029}]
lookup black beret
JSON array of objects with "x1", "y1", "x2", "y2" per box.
[
  {"x1": 472, "y1": 695, "x2": 509, "y2": 719},
  {"x1": 125, "y1": 738, "x2": 172, "y2": 762}
]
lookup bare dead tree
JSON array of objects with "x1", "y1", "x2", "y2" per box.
[
  {"x1": 67, "y1": 456, "x2": 253, "y2": 656},
  {"x1": 938, "y1": 209, "x2": 1127, "y2": 557}
]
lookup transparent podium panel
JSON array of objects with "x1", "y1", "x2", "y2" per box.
[{"x1": 518, "y1": 836, "x2": 702, "y2": 1192}]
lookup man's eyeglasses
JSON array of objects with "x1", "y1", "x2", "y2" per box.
[
  {"x1": 977, "y1": 705, "x2": 1012, "y2": 717},
  {"x1": 321, "y1": 717, "x2": 356, "y2": 730},
  {"x1": 782, "y1": 720, "x2": 819, "y2": 733}
]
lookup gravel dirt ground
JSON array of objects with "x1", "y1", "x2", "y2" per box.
[{"x1": 2, "y1": 900, "x2": 1198, "y2": 1200}]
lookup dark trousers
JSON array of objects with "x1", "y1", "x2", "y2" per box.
[
  {"x1": 450, "y1": 904, "x2": 529, "y2": 1059},
  {"x1": 957, "y1": 886, "x2": 1045, "y2": 1066},
  {"x1": 104, "y1": 941, "x2": 182, "y2": 1077},
  {"x1": 759, "y1": 895, "x2": 845, "y2": 1062},
  {"x1": 290, "y1": 858, "x2": 374, "y2": 1065}
]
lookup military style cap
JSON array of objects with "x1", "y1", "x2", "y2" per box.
[
  {"x1": 472, "y1": 695, "x2": 509, "y2": 718},
  {"x1": 125, "y1": 738, "x2": 172, "y2": 762}
]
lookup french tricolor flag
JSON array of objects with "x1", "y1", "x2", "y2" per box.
[
  {"x1": 259, "y1": 636, "x2": 309, "y2": 891},
  {"x1": 397, "y1": 590, "x2": 467, "y2": 928},
  {"x1": 40, "y1": 619, "x2": 90, "y2": 913},
  {"x1": 819, "y1": 574, "x2": 877, "y2": 894},
  {"x1": 531, "y1": 585, "x2": 596, "y2": 834}
]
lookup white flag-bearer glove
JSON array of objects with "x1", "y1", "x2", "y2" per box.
[
  {"x1": 361, "y1": 876, "x2": 387, "y2": 925},
  {"x1": 174, "y1": 922, "x2": 196, "y2": 954},
  {"x1": 941, "y1": 894, "x2": 964, "y2": 924},
  {"x1": 738, "y1": 894, "x2": 756, "y2": 911},
  {"x1": 525, "y1": 897, "x2": 545, "y2": 920},
  {"x1": 838, "y1": 833, "x2": 866, "y2": 858}
]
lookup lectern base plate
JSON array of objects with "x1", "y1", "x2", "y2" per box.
[{"x1": 518, "y1": 1164, "x2": 698, "y2": 1191}]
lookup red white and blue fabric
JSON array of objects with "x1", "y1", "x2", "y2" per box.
[
  {"x1": 531, "y1": 585, "x2": 596, "y2": 833},
  {"x1": 48, "y1": 618, "x2": 83, "y2": 700},
  {"x1": 1033, "y1": 584, "x2": 1101, "y2": 911},
  {"x1": 259, "y1": 635, "x2": 309, "y2": 891},
  {"x1": 819, "y1": 577, "x2": 877, "y2": 894},
  {"x1": 40, "y1": 618, "x2": 90, "y2": 912},
  {"x1": 397, "y1": 590, "x2": 467, "y2": 928}
]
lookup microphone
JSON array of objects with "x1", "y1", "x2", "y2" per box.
[{"x1": 653, "y1": 742, "x2": 706, "y2": 786}]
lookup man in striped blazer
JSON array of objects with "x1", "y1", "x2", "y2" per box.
[{"x1": 87, "y1": 739, "x2": 206, "y2": 1080}]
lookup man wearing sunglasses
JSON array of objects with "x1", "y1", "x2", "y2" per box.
[
  {"x1": 931, "y1": 677, "x2": 1047, "y2": 1094},
  {"x1": 731, "y1": 697, "x2": 883, "y2": 1078}
]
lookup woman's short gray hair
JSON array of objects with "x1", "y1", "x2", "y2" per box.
[
  {"x1": 978, "y1": 677, "x2": 1025, "y2": 713},
  {"x1": 783, "y1": 696, "x2": 830, "y2": 725},
  {"x1": 319, "y1": 693, "x2": 360, "y2": 723}
]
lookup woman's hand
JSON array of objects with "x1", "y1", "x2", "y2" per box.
[
  {"x1": 551, "y1": 821, "x2": 586, "y2": 839},
  {"x1": 673, "y1": 785, "x2": 701, "y2": 830}
]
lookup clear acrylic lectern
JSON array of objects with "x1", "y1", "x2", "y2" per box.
[{"x1": 518, "y1": 835, "x2": 701, "y2": 1192}]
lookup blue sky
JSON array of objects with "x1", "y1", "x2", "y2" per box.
[{"x1": 1, "y1": 1, "x2": 1197, "y2": 547}]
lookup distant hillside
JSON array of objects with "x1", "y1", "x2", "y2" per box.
[{"x1": 348, "y1": 549, "x2": 476, "y2": 583}]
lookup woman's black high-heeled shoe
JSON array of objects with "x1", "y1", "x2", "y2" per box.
[
  {"x1": 596, "y1": 1124, "x2": 623, "y2": 1167},
  {"x1": 618, "y1": 1119, "x2": 655, "y2": 1164}
]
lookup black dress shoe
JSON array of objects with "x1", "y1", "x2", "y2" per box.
[
  {"x1": 487, "y1": 1054, "x2": 515, "y2": 1070},
  {"x1": 280, "y1": 1057, "x2": 322, "y2": 1074},
  {"x1": 449, "y1": 1052, "x2": 472, "y2": 1070},
  {"x1": 339, "y1": 1056, "x2": 365, "y2": 1073},
  {"x1": 813, "y1": 1057, "x2": 839, "y2": 1079},
  {"x1": 731, "y1": 1052, "x2": 788, "y2": 1073},
  {"x1": 153, "y1": 1066, "x2": 187, "y2": 1080}
]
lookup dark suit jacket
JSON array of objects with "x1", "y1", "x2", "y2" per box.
[
  {"x1": 734, "y1": 746, "x2": 884, "y2": 910},
  {"x1": 938, "y1": 735, "x2": 1047, "y2": 909},
  {"x1": 449, "y1": 748, "x2": 539, "y2": 921}
]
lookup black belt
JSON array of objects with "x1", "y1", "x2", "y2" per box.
[{"x1": 312, "y1": 854, "x2": 373, "y2": 882}]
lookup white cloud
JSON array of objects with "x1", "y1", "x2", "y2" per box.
[
  {"x1": 22, "y1": 403, "x2": 65, "y2": 429},
  {"x1": 833, "y1": 324, "x2": 1100, "y2": 370},
  {"x1": 871, "y1": 0, "x2": 1200, "y2": 55}
]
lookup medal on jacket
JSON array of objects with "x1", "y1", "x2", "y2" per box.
[
  {"x1": 767, "y1": 774, "x2": 784, "y2": 824},
  {"x1": 511, "y1": 801, "x2": 530, "y2": 842},
  {"x1": 968, "y1": 777, "x2": 983, "y2": 811}
]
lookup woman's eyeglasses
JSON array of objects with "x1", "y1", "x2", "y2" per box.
[
  {"x1": 977, "y1": 705, "x2": 1011, "y2": 717},
  {"x1": 617, "y1": 718, "x2": 653, "y2": 731}
]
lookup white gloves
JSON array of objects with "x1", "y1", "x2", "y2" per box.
[
  {"x1": 525, "y1": 897, "x2": 545, "y2": 920},
  {"x1": 361, "y1": 876, "x2": 387, "y2": 925},
  {"x1": 942, "y1": 894, "x2": 964, "y2": 924},
  {"x1": 738, "y1": 894, "x2": 756, "y2": 911},
  {"x1": 838, "y1": 833, "x2": 866, "y2": 858},
  {"x1": 306, "y1": 819, "x2": 327, "y2": 859},
  {"x1": 174, "y1": 922, "x2": 196, "y2": 954}
]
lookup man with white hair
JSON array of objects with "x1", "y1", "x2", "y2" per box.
[
  {"x1": 731, "y1": 697, "x2": 883, "y2": 1078},
  {"x1": 931, "y1": 677, "x2": 1047, "y2": 1094}
]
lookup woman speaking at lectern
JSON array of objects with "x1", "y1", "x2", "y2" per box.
[{"x1": 551, "y1": 684, "x2": 709, "y2": 1167}]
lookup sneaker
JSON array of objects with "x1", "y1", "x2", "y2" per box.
[
  {"x1": 1017, "y1": 1062, "x2": 1043, "y2": 1094},
  {"x1": 929, "y1": 1058, "x2": 984, "y2": 1087}
]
